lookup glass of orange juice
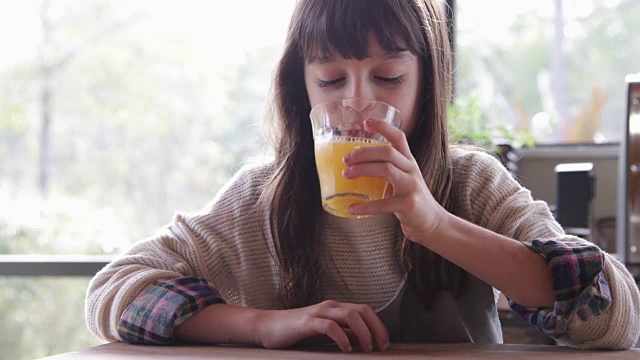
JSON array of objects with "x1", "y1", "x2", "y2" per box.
[{"x1": 310, "y1": 98, "x2": 403, "y2": 218}]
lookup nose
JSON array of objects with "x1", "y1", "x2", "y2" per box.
[
  {"x1": 342, "y1": 98, "x2": 375, "y2": 113},
  {"x1": 342, "y1": 77, "x2": 375, "y2": 111}
]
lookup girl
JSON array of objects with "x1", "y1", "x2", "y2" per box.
[{"x1": 86, "y1": 0, "x2": 640, "y2": 352}]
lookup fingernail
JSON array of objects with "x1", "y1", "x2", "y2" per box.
[
  {"x1": 343, "y1": 154, "x2": 351, "y2": 164},
  {"x1": 365, "y1": 119, "x2": 374, "y2": 126},
  {"x1": 347, "y1": 345, "x2": 353, "y2": 353},
  {"x1": 383, "y1": 341, "x2": 390, "y2": 351},
  {"x1": 342, "y1": 168, "x2": 351, "y2": 177}
]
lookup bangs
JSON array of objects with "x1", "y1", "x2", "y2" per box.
[{"x1": 293, "y1": 0, "x2": 426, "y2": 62}]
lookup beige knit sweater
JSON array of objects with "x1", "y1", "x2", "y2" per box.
[{"x1": 85, "y1": 148, "x2": 640, "y2": 349}]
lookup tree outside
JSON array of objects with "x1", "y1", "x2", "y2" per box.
[{"x1": 456, "y1": 0, "x2": 640, "y2": 144}]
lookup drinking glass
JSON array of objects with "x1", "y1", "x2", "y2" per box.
[{"x1": 310, "y1": 98, "x2": 403, "y2": 218}]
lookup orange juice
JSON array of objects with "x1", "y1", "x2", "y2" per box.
[{"x1": 314, "y1": 135, "x2": 389, "y2": 218}]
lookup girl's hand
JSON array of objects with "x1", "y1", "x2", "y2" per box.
[
  {"x1": 256, "y1": 300, "x2": 389, "y2": 353},
  {"x1": 342, "y1": 118, "x2": 449, "y2": 244}
]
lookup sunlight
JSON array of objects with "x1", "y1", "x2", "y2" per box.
[{"x1": 0, "y1": 0, "x2": 297, "y2": 68}]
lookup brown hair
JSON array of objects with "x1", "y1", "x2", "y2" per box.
[{"x1": 261, "y1": 0, "x2": 465, "y2": 310}]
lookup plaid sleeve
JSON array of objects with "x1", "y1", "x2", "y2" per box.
[
  {"x1": 508, "y1": 239, "x2": 612, "y2": 340},
  {"x1": 117, "y1": 277, "x2": 225, "y2": 345}
]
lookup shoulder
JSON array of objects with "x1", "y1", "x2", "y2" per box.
[
  {"x1": 447, "y1": 146, "x2": 525, "y2": 218},
  {"x1": 449, "y1": 146, "x2": 517, "y2": 190},
  {"x1": 220, "y1": 160, "x2": 275, "y2": 198},
  {"x1": 450, "y1": 146, "x2": 505, "y2": 174}
]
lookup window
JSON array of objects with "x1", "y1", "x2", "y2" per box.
[
  {"x1": 0, "y1": 277, "x2": 100, "y2": 359},
  {"x1": 455, "y1": 0, "x2": 640, "y2": 144},
  {"x1": 0, "y1": 0, "x2": 296, "y2": 256},
  {"x1": 0, "y1": 1, "x2": 296, "y2": 358}
]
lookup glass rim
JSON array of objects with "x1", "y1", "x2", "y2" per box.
[{"x1": 309, "y1": 97, "x2": 402, "y2": 116}]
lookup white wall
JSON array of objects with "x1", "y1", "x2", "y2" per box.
[{"x1": 515, "y1": 145, "x2": 619, "y2": 221}]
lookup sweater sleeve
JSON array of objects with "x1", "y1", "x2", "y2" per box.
[
  {"x1": 85, "y1": 218, "x2": 207, "y2": 343},
  {"x1": 508, "y1": 239, "x2": 611, "y2": 340},
  {"x1": 85, "y1": 163, "x2": 277, "y2": 343},
  {"x1": 450, "y1": 148, "x2": 640, "y2": 349}
]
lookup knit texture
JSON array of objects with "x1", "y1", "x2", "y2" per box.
[{"x1": 85, "y1": 147, "x2": 640, "y2": 349}]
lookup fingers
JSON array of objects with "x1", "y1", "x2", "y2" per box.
[
  {"x1": 355, "y1": 304, "x2": 391, "y2": 352},
  {"x1": 349, "y1": 196, "x2": 399, "y2": 217},
  {"x1": 341, "y1": 119, "x2": 419, "y2": 190},
  {"x1": 324, "y1": 307, "x2": 373, "y2": 352},
  {"x1": 364, "y1": 118, "x2": 412, "y2": 159},
  {"x1": 342, "y1": 328, "x2": 360, "y2": 346},
  {"x1": 343, "y1": 144, "x2": 413, "y2": 174},
  {"x1": 310, "y1": 318, "x2": 352, "y2": 353},
  {"x1": 342, "y1": 159, "x2": 419, "y2": 211},
  {"x1": 342, "y1": 162, "x2": 405, "y2": 189},
  {"x1": 317, "y1": 301, "x2": 389, "y2": 353},
  {"x1": 300, "y1": 300, "x2": 390, "y2": 352},
  {"x1": 342, "y1": 328, "x2": 387, "y2": 351}
]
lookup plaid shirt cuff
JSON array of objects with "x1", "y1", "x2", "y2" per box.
[
  {"x1": 117, "y1": 277, "x2": 225, "y2": 345},
  {"x1": 508, "y1": 239, "x2": 612, "y2": 339}
]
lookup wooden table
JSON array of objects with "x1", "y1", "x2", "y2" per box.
[{"x1": 41, "y1": 342, "x2": 639, "y2": 359}]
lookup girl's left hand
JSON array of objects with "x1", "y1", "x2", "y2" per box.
[{"x1": 342, "y1": 118, "x2": 449, "y2": 244}]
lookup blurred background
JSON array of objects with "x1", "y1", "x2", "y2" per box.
[{"x1": 0, "y1": 0, "x2": 638, "y2": 358}]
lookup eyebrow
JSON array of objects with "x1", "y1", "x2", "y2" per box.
[{"x1": 308, "y1": 50, "x2": 413, "y2": 64}]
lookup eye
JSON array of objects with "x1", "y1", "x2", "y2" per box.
[
  {"x1": 316, "y1": 78, "x2": 344, "y2": 88},
  {"x1": 375, "y1": 75, "x2": 404, "y2": 85}
]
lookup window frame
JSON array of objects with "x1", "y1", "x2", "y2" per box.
[{"x1": 0, "y1": 255, "x2": 111, "y2": 276}]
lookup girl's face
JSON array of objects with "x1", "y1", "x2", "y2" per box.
[{"x1": 304, "y1": 35, "x2": 423, "y2": 137}]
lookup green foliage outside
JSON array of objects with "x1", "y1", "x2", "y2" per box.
[
  {"x1": 456, "y1": 0, "x2": 640, "y2": 143},
  {"x1": 448, "y1": 95, "x2": 537, "y2": 150}
]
